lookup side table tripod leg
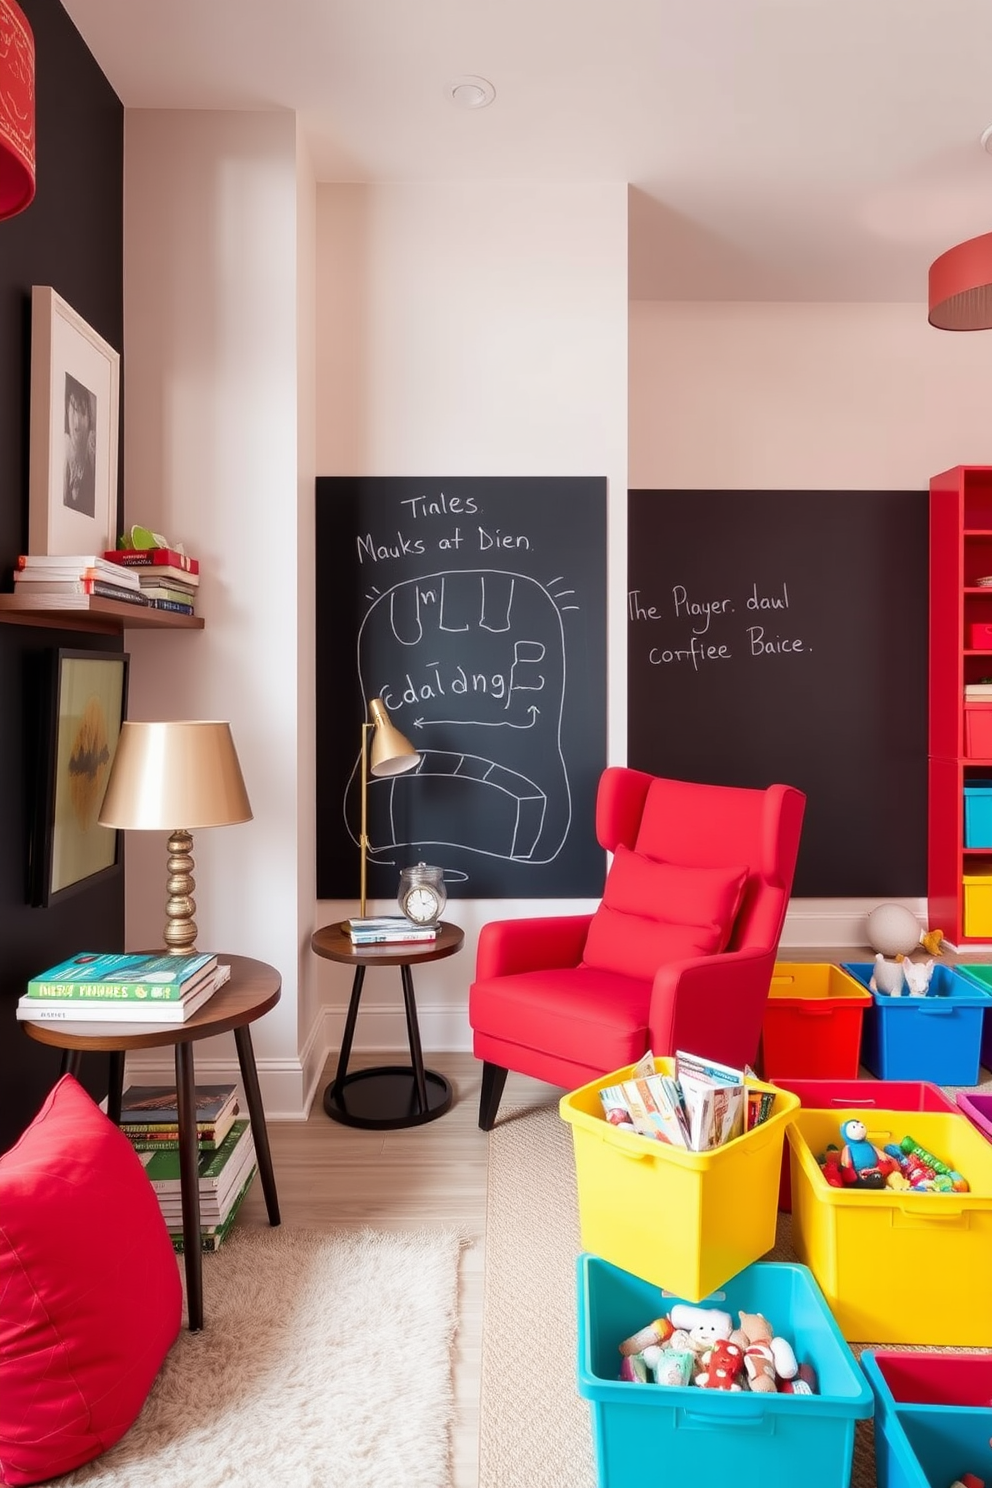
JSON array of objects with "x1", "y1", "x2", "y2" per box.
[
  {"x1": 106, "y1": 1051, "x2": 125, "y2": 1125},
  {"x1": 400, "y1": 964, "x2": 429, "y2": 1112},
  {"x1": 329, "y1": 965, "x2": 365, "y2": 1097},
  {"x1": 234, "y1": 1023, "x2": 280, "y2": 1227},
  {"x1": 175, "y1": 1040, "x2": 204, "y2": 1332}
]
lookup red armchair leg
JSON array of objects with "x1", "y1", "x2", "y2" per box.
[{"x1": 479, "y1": 1062, "x2": 509, "y2": 1131}]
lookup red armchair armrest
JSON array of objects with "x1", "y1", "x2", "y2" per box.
[
  {"x1": 475, "y1": 914, "x2": 593, "y2": 980},
  {"x1": 647, "y1": 945, "x2": 777, "y2": 1071}
]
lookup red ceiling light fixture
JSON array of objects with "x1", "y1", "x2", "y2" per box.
[
  {"x1": 929, "y1": 126, "x2": 992, "y2": 332},
  {"x1": 0, "y1": 0, "x2": 34, "y2": 221}
]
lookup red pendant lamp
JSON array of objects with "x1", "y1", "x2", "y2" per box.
[
  {"x1": 929, "y1": 231, "x2": 992, "y2": 331},
  {"x1": 0, "y1": 0, "x2": 34, "y2": 220}
]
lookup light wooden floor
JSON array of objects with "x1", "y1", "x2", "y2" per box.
[{"x1": 238, "y1": 1049, "x2": 560, "y2": 1488}]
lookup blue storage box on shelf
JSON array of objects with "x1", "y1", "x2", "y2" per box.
[
  {"x1": 861, "y1": 1350, "x2": 992, "y2": 1488},
  {"x1": 841, "y1": 962, "x2": 992, "y2": 1085},
  {"x1": 964, "y1": 778, "x2": 992, "y2": 846},
  {"x1": 577, "y1": 1253, "x2": 872, "y2": 1488}
]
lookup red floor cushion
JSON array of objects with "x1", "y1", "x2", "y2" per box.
[{"x1": 0, "y1": 1074, "x2": 182, "y2": 1486}]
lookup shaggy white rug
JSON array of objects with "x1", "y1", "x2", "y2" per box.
[{"x1": 62, "y1": 1225, "x2": 466, "y2": 1488}]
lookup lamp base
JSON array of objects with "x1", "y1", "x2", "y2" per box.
[{"x1": 164, "y1": 829, "x2": 198, "y2": 954}]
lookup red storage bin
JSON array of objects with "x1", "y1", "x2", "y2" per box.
[
  {"x1": 768, "y1": 1076, "x2": 958, "y2": 1211},
  {"x1": 969, "y1": 622, "x2": 992, "y2": 649},
  {"x1": 965, "y1": 707, "x2": 992, "y2": 758},
  {"x1": 761, "y1": 963, "x2": 870, "y2": 1082}
]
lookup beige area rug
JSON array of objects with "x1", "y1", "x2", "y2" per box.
[
  {"x1": 481, "y1": 1103, "x2": 880, "y2": 1488},
  {"x1": 62, "y1": 1226, "x2": 466, "y2": 1488}
]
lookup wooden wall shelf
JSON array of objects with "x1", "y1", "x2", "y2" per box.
[{"x1": 0, "y1": 594, "x2": 204, "y2": 635}]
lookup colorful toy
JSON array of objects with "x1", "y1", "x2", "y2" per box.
[
  {"x1": 619, "y1": 1317, "x2": 674, "y2": 1356},
  {"x1": 650, "y1": 1349, "x2": 695, "y2": 1387},
  {"x1": 737, "y1": 1311, "x2": 798, "y2": 1392},
  {"x1": 897, "y1": 1135, "x2": 969, "y2": 1192},
  {"x1": 696, "y1": 1338, "x2": 745, "y2": 1391},
  {"x1": 619, "y1": 1353, "x2": 651, "y2": 1383},
  {"x1": 869, "y1": 953, "x2": 908, "y2": 996},
  {"x1": 902, "y1": 958, "x2": 935, "y2": 996},
  {"x1": 667, "y1": 1303, "x2": 732, "y2": 1345},
  {"x1": 780, "y1": 1362, "x2": 818, "y2": 1395},
  {"x1": 920, "y1": 926, "x2": 945, "y2": 956},
  {"x1": 839, "y1": 1118, "x2": 899, "y2": 1186}
]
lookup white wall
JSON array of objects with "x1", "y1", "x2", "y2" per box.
[
  {"x1": 629, "y1": 299, "x2": 992, "y2": 944},
  {"x1": 314, "y1": 181, "x2": 629, "y2": 1055},
  {"x1": 121, "y1": 110, "x2": 315, "y2": 1115}
]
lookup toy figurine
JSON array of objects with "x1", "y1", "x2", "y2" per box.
[
  {"x1": 696, "y1": 1338, "x2": 745, "y2": 1391},
  {"x1": 869, "y1": 953, "x2": 907, "y2": 996},
  {"x1": 902, "y1": 958, "x2": 934, "y2": 996},
  {"x1": 839, "y1": 1118, "x2": 898, "y2": 1186}
]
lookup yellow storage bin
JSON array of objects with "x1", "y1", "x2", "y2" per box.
[
  {"x1": 559, "y1": 1059, "x2": 799, "y2": 1303},
  {"x1": 787, "y1": 1106, "x2": 992, "y2": 1345},
  {"x1": 963, "y1": 873, "x2": 992, "y2": 937}
]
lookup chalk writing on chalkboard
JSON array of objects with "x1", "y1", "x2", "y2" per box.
[
  {"x1": 626, "y1": 488, "x2": 928, "y2": 899},
  {"x1": 316, "y1": 477, "x2": 608, "y2": 900}
]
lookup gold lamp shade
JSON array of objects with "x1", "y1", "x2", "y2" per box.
[
  {"x1": 359, "y1": 698, "x2": 420, "y2": 915},
  {"x1": 99, "y1": 720, "x2": 252, "y2": 953}
]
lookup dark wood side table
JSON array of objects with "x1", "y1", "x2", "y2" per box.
[
  {"x1": 20, "y1": 954, "x2": 281, "y2": 1333},
  {"x1": 311, "y1": 920, "x2": 464, "y2": 1130}
]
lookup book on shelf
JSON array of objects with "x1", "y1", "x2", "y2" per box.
[
  {"x1": 138, "y1": 582, "x2": 197, "y2": 603},
  {"x1": 11, "y1": 576, "x2": 151, "y2": 606},
  {"x1": 167, "y1": 1164, "x2": 256, "y2": 1253},
  {"x1": 965, "y1": 686, "x2": 992, "y2": 698},
  {"x1": 25, "y1": 949, "x2": 218, "y2": 1000},
  {"x1": 17, "y1": 964, "x2": 231, "y2": 1023},
  {"x1": 104, "y1": 547, "x2": 199, "y2": 575},
  {"x1": 16, "y1": 554, "x2": 141, "y2": 586},
  {"x1": 120, "y1": 1082, "x2": 238, "y2": 1142},
  {"x1": 145, "y1": 597, "x2": 195, "y2": 615}
]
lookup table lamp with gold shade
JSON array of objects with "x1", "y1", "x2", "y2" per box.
[
  {"x1": 358, "y1": 697, "x2": 420, "y2": 916},
  {"x1": 98, "y1": 720, "x2": 252, "y2": 954}
]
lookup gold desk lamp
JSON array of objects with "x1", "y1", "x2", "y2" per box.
[
  {"x1": 98, "y1": 720, "x2": 252, "y2": 954},
  {"x1": 359, "y1": 697, "x2": 420, "y2": 917}
]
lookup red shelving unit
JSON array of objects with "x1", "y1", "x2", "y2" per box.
[{"x1": 929, "y1": 465, "x2": 992, "y2": 945}]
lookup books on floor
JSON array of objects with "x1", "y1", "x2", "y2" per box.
[
  {"x1": 16, "y1": 962, "x2": 231, "y2": 1022},
  {"x1": 136, "y1": 1117, "x2": 257, "y2": 1253},
  {"x1": 345, "y1": 915, "x2": 438, "y2": 945},
  {"x1": 119, "y1": 1082, "x2": 239, "y2": 1149}
]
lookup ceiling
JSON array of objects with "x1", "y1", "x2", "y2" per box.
[{"x1": 61, "y1": 0, "x2": 992, "y2": 301}]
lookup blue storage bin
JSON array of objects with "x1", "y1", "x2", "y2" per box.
[
  {"x1": 964, "y1": 778, "x2": 992, "y2": 847},
  {"x1": 841, "y1": 962, "x2": 992, "y2": 1085},
  {"x1": 861, "y1": 1350, "x2": 992, "y2": 1488},
  {"x1": 577, "y1": 1254, "x2": 871, "y2": 1488}
]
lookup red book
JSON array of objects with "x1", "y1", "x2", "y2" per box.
[{"x1": 104, "y1": 547, "x2": 199, "y2": 575}]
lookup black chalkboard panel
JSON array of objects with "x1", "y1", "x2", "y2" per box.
[
  {"x1": 627, "y1": 490, "x2": 929, "y2": 898},
  {"x1": 316, "y1": 477, "x2": 608, "y2": 900}
]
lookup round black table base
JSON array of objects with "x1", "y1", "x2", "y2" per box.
[{"x1": 323, "y1": 1065, "x2": 453, "y2": 1130}]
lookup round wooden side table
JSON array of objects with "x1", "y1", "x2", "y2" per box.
[
  {"x1": 310, "y1": 920, "x2": 464, "y2": 1130},
  {"x1": 20, "y1": 954, "x2": 282, "y2": 1332}
]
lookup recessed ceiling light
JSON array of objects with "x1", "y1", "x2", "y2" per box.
[{"x1": 448, "y1": 76, "x2": 496, "y2": 110}]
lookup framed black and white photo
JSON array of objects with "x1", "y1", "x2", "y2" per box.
[
  {"x1": 28, "y1": 286, "x2": 120, "y2": 556},
  {"x1": 30, "y1": 648, "x2": 130, "y2": 906}
]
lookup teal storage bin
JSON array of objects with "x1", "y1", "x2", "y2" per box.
[
  {"x1": 577, "y1": 1254, "x2": 872, "y2": 1488},
  {"x1": 861, "y1": 1350, "x2": 992, "y2": 1488},
  {"x1": 841, "y1": 962, "x2": 992, "y2": 1085},
  {"x1": 964, "y1": 778, "x2": 992, "y2": 847}
]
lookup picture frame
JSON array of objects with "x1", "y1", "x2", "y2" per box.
[
  {"x1": 28, "y1": 285, "x2": 121, "y2": 557},
  {"x1": 29, "y1": 648, "x2": 130, "y2": 907}
]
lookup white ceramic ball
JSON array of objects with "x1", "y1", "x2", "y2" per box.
[{"x1": 865, "y1": 903, "x2": 921, "y2": 957}]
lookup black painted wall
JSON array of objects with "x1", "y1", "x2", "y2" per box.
[{"x1": 0, "y1": 0, "x2": 124, "y2": 1149}]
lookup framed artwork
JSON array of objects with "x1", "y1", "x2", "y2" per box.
[
  {"x1": 28, "y1": 285, "x2": 121, "y2": 557},
  {"x1": 30, "y1": 648, "x2": 130, "y2": 907}
]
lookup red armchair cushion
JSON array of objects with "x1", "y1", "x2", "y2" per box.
[
  {"x1": 581, "y1": 846, "x2": 749, "y2": 982},
  {"x1": 0, "y1": 1074, "x2": 182, "y2": 1487}
]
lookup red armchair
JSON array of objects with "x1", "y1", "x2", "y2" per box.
[{"x1": 468, "y1": 766, "x2": 806, "y2": 1129}]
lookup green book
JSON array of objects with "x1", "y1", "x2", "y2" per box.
[
  {"x1": 138, "y1": 1118, "x2": 253, "y2": 1205},
  {"x1": 25, "y1": 950, "x2": 217, "y2": 1001}
]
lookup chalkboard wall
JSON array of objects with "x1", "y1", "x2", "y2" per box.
[
  {"x1": 627, "y1": 490, "x2": 929, "y2": 897},
  {"x1": 316, "y1": 477, "x2": 608, "y2": 900}
]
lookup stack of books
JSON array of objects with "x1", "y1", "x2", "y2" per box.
[
  {"x1": 344, "y1": 915, "x2": 438, "y2": 945},
  {"x1": 102, "y1": 545, "x2": 200, "y2": 615},
  {"x1": 16, "y1": 950, "x2": 231, "y2": 1023},
  {"x1": 11, "y1": 553, "x2": 146, "y2": 607},
  {"x1": 119, "y1": 1083, "x2": 256, "y2": 1252},
  {"x1": 965, "y1": 680, "x2": 992, "y2": 700}
]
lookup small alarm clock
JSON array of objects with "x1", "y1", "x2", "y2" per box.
[{"x1": 398, "y1": 862, "x2": 446, "y2": 925}]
